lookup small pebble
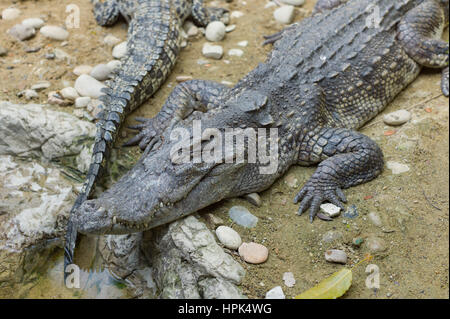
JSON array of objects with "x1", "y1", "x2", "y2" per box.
[
  {"x1": 215, "y1": 226, "x2": 242, "y2": 250},
  {"x1": 31, "y1": 81, "x2": 51, "y2": 91},
  {"x1": 265, "y1": 2, "x2": 277, "y2": 9},
  {"x1": 90, "y1": 63, "x2": 112, "y2": 81},
  {"x1": 383, "y1": 109, "x2": 411, "y2": 126},
  {"x1": 103, "y1": 34, "x2": 121, "y2": 46},
  {"x1": 185, "y1": 21, "x2": 199, "y2": 37},
  {"x1": 352, "y1": 237, "x2": 364, "y2": 247},
  {"x1": 244, "y1": 193, "x2": 262, "y2": 207},
  {"x1": 112, "y1": 41, "x2": 127, "y2": 59},
  {"x1": 2, "y1": 8, "x2": 21, "y2": 20},
  {"x1": 237, "y1": 40, "x2": 248, "y2": 47},
  {"x1": 365, "y1": 236, "x2": 387, "y2": 253},
  {"x1": 19, "y1": 89, "x2": 38, "y2": 100},
  {"x1": 325, "y1": 249, "x2": 347, "y2": 264},
  {"x1": 281, "y1": 0, "x2": 305, "y2": 6},
  {"x1": 197, "y1": 59, "x2": 209, "y2": 65},
  {"x1": 22, "y1": 18, "x2": 45, "y2": 29},
  {"x1": 320, "y1": 203, "x2": 341, "y2": 217},
  {"x1": 221, "y1": 80, "x2": 233, "y2": 86},
  {"x1": 8, "y1": 24, "x2": 35, "y2": 41},
  {"x1": 87, "y1": 99, "x2": 103, "y2": 118},
  {"x1": 239, "y1": 242, "x2": 269, "y2": 264},
  {"x1": 176, "y1": 75, "x2": 193, "y2": 82},
  {"x1": 44, "y1": 53, "x2": 55, "y2": 60},
  {"x1": 40, "y1": 25, "x2": 69, "y2": 41},
  {"x1": 228, "y1": 49, "x2": 244, "y2": 57},
  {"x1": 230, "y1": 11, "x2": 244, "y2": 19},
  {"x1": 322, "y1": 230, "x2": 343, "y2": 243},
  {"x1": 75, "y1": 96, "x2": 91, "y2": 108},
  {"x1": 204, "y1": 213, "x2": 224, "y2": 226},
  {"x1": 343, "y1": 204, "x2": 359, "y2": 219},
  {"x1": 74, "y1": 74, "x2": 106, "y2": 99},
  {"x1": 283, "y1": 272, "x2": 296, "y2": 288},
  {"x1": 73, "y1": 65, "x2": 93, "y2": 76},
  {"x1": 106, "y1": 60, "x2": 121, "y2": 73},
  {"x1": 284, "y1": 173, "x2": 298, "y2": 188},
  {"x1": 386, "y1": 161, "x2": 410, "y2": 174},
  {"x1": 265, "y1": 286, "x2": 285, "y2": 299},
  {"x1": 229, "y1": 206, "x2": 258, "y2": 228},
  {"x1": 225, "y1": 24, "x2": 236, "y2": 32},
  {"x1": 368, "y1": 212, "x2": 382, "y2": 227},
  {"x1": 47, "y1": 91, "x2": 71, "y2": 106},
  {"x1": 60, "y1": 87, "x2": 79, "y2": 100},
  {"x1": 274, "y1": 5, "x2": 295, "y2": 24},
  {"x1": 24, "y1": 46, "x2": 41, "y2": 53},
  {"x1": 73, "y1": 109, "x2": 84, "y2": 118},
  {"x1": 202, "y1": 43, "x2": 223, "y2": 59},
  {"x1": 205, "y1": 21, "x2": 226, "y2": 42}
]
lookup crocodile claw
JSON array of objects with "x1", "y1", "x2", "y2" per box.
[{"x1": 123, "y1": 117, "x2": 161, "y2": 151}]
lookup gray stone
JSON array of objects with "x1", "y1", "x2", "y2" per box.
[
  {"x1": 8, "y1": 24, "x2": 35, "y2": 41},
  {"x1": 320, "y1": 203, "x2": 341, "y2": 217},
  {"x1": 274, "y1": 5, "x2": 295, "y2": 24},
  {"x1": 202, "y1": 43, "x2": 223, "y2": 59},
  {"x1": 265, "y1": 286, "x2": 285, "y2": 299},
  {"x1": 30, "y1": 81, "x2": 51, "y2": 91},
  {"x1": 75, "y1": 74, "x2": 107, "y2": 99},
  {"x1": 383, "y1": 109, "x2": 411, "y2": 126},
  {"x1": 1, "y1": 8, "x2": 21, "y2": 20},
  {"x1": 386, "y1": 161, "x2": 410, "y2": 174},
  {"x1": 40, "y1": 26, "x2": 69, "y2": 41},
  {"x1": 368, "y1": 212, "x2": 382, "y2": 227},
  {"x1": 22, "y1": 18, "x2": 45, "y2": 29},
  {"x1": 112, "y1": 41, "x2": 127, "y2": 59},
  {"x1": 365, "y1": 236, "x2": 387, "y2": 253},
  {"x1": 215, "y1": 226, "x2": 242, "y2": 250},
  {"x1": 283, "y1": 272, "x2": 296, "y2": 288},
  {"x1": 205, "y1": 21, "x2": 226, "y2": 42},
  {"x1": 73, "y1": 65, "x2": 93, "y2": 76},
  {"x1": 228, "y1": 48, "x2": 244, "y2": 57},
  {"x1": 75, "y1": 96, "x2": 91, "y2": 108},
  {"x1": 322, "y1": 230, "x2": 343, "y2": 243},
  {"x1": 103, "y1": 34, "x2": 121, "y2": 46},
  {"x1": 90, "y1": 63, "x2": 112, "y2": 81},
  {"x1": 60, "y1": 87, "x2": 79, "y2": 100},
  {"x1": 19, "y1": 89, "x2": 38, "y2": 100},
  {"x1": 225, "y1": 24, "x2": 236, "y2": 32},
  {"x1": 229, "y1": 206, "x2": 258, "y2": 228},
  {"x1": 244, "y1": 193, "x2": 262, "y2": 207},
  {"x1": 324, "y1": 249, "x2": 348, "y2": 264},
  {"x1": 106, "y1": 60, "x2": 122, "y2": 73}
]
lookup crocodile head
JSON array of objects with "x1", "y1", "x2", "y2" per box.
[{"x1": 74, "y1": 94, "x2": 298, "y2": 235}]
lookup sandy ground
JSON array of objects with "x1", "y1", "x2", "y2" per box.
[{"x1": 0, "y1": 0, "x2": 448, "y2": 298}]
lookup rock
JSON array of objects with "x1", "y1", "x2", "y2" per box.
[
  {"x1": 352, "y1": 237, "x2": 364, "y2": 247},
  {"x1": 283, "y1": 272, "x2": 296, "y2": 288},
  {"x1": 320, "y1": 203, "x2": 341, "y2": 217},
  {"x1": 325, "y1": 249, "x2": 347, "y2": 264},
  {"x1": 230, "y1": 11, "x2": 244, "y2": 19},
  {"x1": 225, "y1": 24, "x2": 236, "y2": 32},
  {"x1": 229, "y1": 206, "x2": 258, "y2": 228},
  {"x1": 281, "y1": 0, "x2": 305, "y2": 6},
  {"x1": 112, "y1": 41, "x2": 127, "y2": 59},
  {"x1": 228, "y1": 48, "x2": 244, "y2": 57},
  {"x1": 343, "y1": 204, "x2": 359, "y2": 219},
  {"x1": 30, "y1": 81, "x2": 51, "y2": 91},
  {"x1": 47, "y1": 91, "x2": 72, "y2": 106},
  {"x1": 90, "y1": 63, "x2": 112, "y2": 81},
  {"x1": 75, "y1": 96, "x2": 91, "y2": 108},
  {"x1": 176, "y1": 75, "x2": 193, "y2": 83},
  {"x1": 54, "y1": 48, "x2": 72, "y2": 61},
  {"x1": 204, "y1": 213, "x2": 224, "y2": 227},
  {"x1": 368, "y1": 212, "x2": 382, "y2": 227},
  {"x1": 321, "y1": 230, "x2": 343, "y2": 243},
  {"x1": 202, "y1": 43, "x2": 223, "y2": 59},
  {"x1": 73, "y1": 109, "x2": 84, "y2": 118},
  {"x1": 205, "y1": 21, "x2": 226, "y2": 42},
  {"x1": 8, "y1": 24, "x2": 35, "y2": 41},
  {"x1": 244, "y1": 193, "x2": 262, "y2": 207},
  {"x1": 40, "y1": 26, "x2": 69, "y2": 41},
  {"x1": 284, "y1": 173, "x2": 298, "y2": 188},
  {"x1": 365, "y1": 236, "x2": 387, "y2": 253},
  {"x1": 2, "y1": 8, "x2": 21, "y2": 20},
  {"x1": 73, "y1": 65, "x2": 93, "y2": 76},
  {"x1": 87, "y1": 99, "x2": 103, "y2": 118},
  {"x1": 265, "y1": 286, "x2": 285, "y2": 299},
  {"x1": 24, "y1": 46, "x2": 41, "y2": 53},
  {"x1": 0, "y1": 46, "x2": 8, "y2": 57},
  {"x1": 274, "y1": 5, "x2": 295, "y2": 24},
  {"x1": 0, "y1": 101, "x2": 95, "y2": 160},
  {"x1": 106, "y1": 60, "x2": 121, "y2": 73},
  {"x1": 215, "y1": 226, "x2": 242, "y2": 250},
  {"x1": 265, "y1": 2, "x2": 277, "y2": 9},
  {"x1": 383, "y1": 109, "x2": 411, "y2": 126},
  {"x1": 143, "y1": 216, "x2": 246, "y2": 298},
  {"x1": 238, "y1": 242, "x2": 268, "y2": 264},
  {"x1": 237, "y1": 40, "x2": 248, "y2": 47},
  {"x1": 19, "y1": 89, "x2": 38, "y2": 100},
  {"x1": 22, "y1": 18, "x2": 45, "y2": 29},
  {"x1": 185, "y1": 22, "x2": 199, "y2": 37},
  {"x1": 60, "y1": 87, "x2": 79, "y2": 100},
  {"x1": 75, "y1": 74, "x2": 107, "y2": 99},
  {"x1": 103, "y1": 34, "x2": 121, "y2": 46},
  {"x1": 44, "y1": 53, "x2": 55, "y2": 60},
  {"x1": 386, "y1": 161, "x2": 410, "y2": 174}
]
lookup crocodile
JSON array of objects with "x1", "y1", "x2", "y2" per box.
[
  {"x1": 72, "y1": 0, "x2": 449, "y2": 237},
  {"x1": 63, "y1": 0, "x2": 229, "y2": 274}
]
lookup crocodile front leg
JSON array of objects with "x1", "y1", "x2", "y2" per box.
[
  {"x1": 295, "y1": 127, "x2": 384, "y2": 222},
  {"x1": 398, "y1": 0, "x2": 449, "y2": 96},
  {"x1": 191, "y1": 0, "x2": 229, "y2": 26},
  {"x1": 124, "y1": 80, "x2": 229, "y2": 150},
  {"x1": 91, "y1": 0, "x2": 120, "y2": 26}
]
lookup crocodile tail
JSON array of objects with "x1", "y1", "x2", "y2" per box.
[{"x1": 64, "y1": 0, "x2": 182, "y2": 276}]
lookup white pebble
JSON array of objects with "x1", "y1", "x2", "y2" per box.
[
  {"x1": 40, "y1": 25, "x2": 69, "y2": 41},
  {"x1": 112, "y1": 41, "x2": 127, "y2": 59},
  {"x1": 281, "y1": 0, "x2": 305, "y2": 6},
  {"x1": 8, "y1": 24, "x2": 35, "y2": 41},
  {"x1": 60, "y1": 87, "x2": 79, "y2": 100},
  {"x1": 205, "y1": 21, "x2": 226, "y2": 42},
  {"x1": 22, "y1": 89, "x2": 38, "y2": 100},
  {"x1": 90, "y1": 64, "x2": 112, "y2": 81},
  {"x1": 265, "y1": 2, "x2": 277, "y2": 9},
  {"x1": 320, "y1": 203, "x2": 341, "y2": 217},
  {"x1": 106, "y1": 60, "x2": 122, "y2": 73},
  {"x1": 215, "y1": 226, "x2": 242, "y2": 250},
  {"x1": 265, "y1": 286, "x2": 285, "y2": 299},
  {"x1": 386, "y1": 161, "x2": 410, "y2": 175},
  {"x1": 274, "y1": 5, "x2": 295, "y2": 24},
  {"x1": 228, "y1": 49, "x2": 244, "y2": 57},
  {"x1": 2, "y1": 8, "x2": 21, "y2": 20},
  {"x1": 383, "y1": 109, "x2": 411, "y2": 126},
  {"x1": 74, "y1": 74, "x2": 106, "y2": 99},
  {"x1": 22, "y1": 18, "x2": 45, "y2": 29},
  {"x1": 75, "y1": 96, "x2": 91, "y2": 108},
  {"x1": 225, "y1": 24, "x2": 236, "y2": 33},
  {"x1": 237, "y1": 40, "x2": 248, "y2": 47},
  {"x1": 202, "y1": 43, "x2": 223, "y2": 59},
  {"x1": 283, "y1": 272, "x2": 296, "y2": 288},
  {"x1": 230, "y1": 11, "x2": 244, "y2": 19},
  {"x1": 31, "y1": 81, "x2": 51, "y2": 91},
  {"x1": 325, "y1": 249, "x2": 347, "y2": 264},
  {"x1": 103, "y1": 34, "x2": 121, "y2": 46},
  {"x1": 73, "y1": 65, "x2": 93, "y2": 76},
  {"x1": 368, "y1": 212, "x2": 382, "y2": 227}
]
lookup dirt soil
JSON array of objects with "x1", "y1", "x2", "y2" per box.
[{"x1": 0, "y1": 0, "x2": 448, "y2": 299}]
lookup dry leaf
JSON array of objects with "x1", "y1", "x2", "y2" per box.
[{"x1": 295, "y1": 268, "x2": 352, "y2": 299}]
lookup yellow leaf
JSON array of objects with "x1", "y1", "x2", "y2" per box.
[{"x1": 295, "y1": 268, "x2": 352, "y2": 299}]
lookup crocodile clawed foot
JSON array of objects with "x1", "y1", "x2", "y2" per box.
[
  {"x1": 208, "y1": 8, "x2": 230, "y2": 24},
  {"x1": 123, "y1": 117, "x2": 161, "y2": 151},
  {"x1": 294, "y1": 180, "x2": 346, "y2": 222}
]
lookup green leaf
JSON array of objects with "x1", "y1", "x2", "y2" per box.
[{"x1": 295, "y1": 268, "x2": 352, "y2": 299}]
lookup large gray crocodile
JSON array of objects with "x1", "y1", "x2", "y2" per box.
[
  {"x1": 64, "y1": 0, "x2": 229, "y2": 274},
  {"x1": 72, "y1": 0, "x2": 448, "y2": 238}
]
